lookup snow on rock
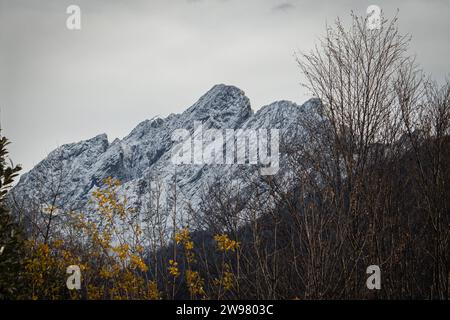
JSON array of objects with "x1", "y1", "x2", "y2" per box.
[{"x1": 10, "y1": 85, "x2": 324, "y2": 226}]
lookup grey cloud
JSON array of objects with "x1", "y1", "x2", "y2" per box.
[{"x1": 272, "y1": 3, "x2": 295, "y2": 12}]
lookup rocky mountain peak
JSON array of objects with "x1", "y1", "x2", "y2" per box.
[
  {"x1": 10, "y1": 85, "x2": 324, "y2": 220},
  {"x1": 183, "y1": 84, "x2": 252, "y2": 129}
]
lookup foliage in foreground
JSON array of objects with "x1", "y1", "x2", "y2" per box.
[{"x1": 0, "y1": 135, "x2": 24, "y2": 299}]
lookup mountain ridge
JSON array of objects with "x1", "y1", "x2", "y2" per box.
[{"x1": 10, "y1": 84, "x2": 323, "y2": 226}]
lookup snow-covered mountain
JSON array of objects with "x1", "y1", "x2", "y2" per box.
[{"x1": 10, "y1": 84, "x2": 323, "y2": 223}]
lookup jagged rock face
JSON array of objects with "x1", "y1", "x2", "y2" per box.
[{"x1": 10, "y1": 84, "x2": 323, "y2": 219}]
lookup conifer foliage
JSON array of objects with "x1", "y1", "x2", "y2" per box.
[{"x1": 0, "y1": 134, "x2": 24, "y2": 299}]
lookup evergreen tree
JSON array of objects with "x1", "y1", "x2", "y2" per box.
[{"x1": 0, "y1": 134, "x2": 24, "y2": 299}]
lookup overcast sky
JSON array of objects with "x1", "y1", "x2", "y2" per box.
[{"x1": 1, "y1": 0, "x2": 449, "y2": 174}]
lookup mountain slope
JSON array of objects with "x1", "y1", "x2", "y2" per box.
[{"x1": 10, "y1": 84, "x2": 323, "y2": 225}]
